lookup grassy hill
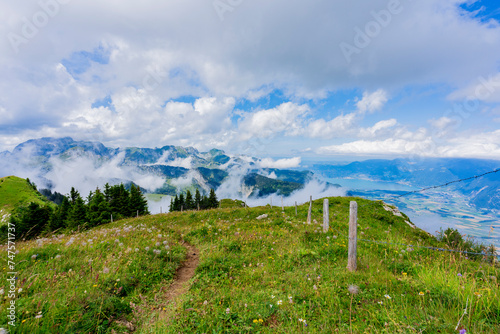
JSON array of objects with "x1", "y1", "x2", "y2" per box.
[
  {"x1": 0, "y1": 197, "x2": 498, "y2": 333},
  {"x1": 0, "y1": 176, "x2": 53, "y2": 225}
]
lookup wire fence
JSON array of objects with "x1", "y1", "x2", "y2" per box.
[{"x1": 322, "y1": 167, "x2": 500, "y2": 259}]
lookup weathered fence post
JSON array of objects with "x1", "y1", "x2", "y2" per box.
[
  {"x1": 323, "y1": 199, "x2": 329, "y2": 233},
  {"x1": 137, "y1": 210, "x2": 139, "y2": 218},
  {"x1": 307, "y1": 196, "x2": 312, "y2": 224},
  {"x1": 111, "y1": 214, "x2": 113, "y2": 223},
  {"x1": 347, "y1": 201, "x2": 358, "y2": 272},
  {"x1": 281, "y1": 196, "x2": 284, "y2": 211},
  {"x1": 181, "y1": 205, "x2": 183, "y2": 212},
  {"x1": 295, "y1": 201, "x2": 297, "y2": 216}
]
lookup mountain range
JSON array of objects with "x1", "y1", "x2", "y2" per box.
[{"x1": 0, "y1": 137, "x2": 326, "y2": 199}]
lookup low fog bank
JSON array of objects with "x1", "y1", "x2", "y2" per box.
[
  {"x1": 145, "y1": 195, "x2": 173, "y2": 215},
  {"x1": 217, "y1": 177, "x2": 346, "y2": 208}
]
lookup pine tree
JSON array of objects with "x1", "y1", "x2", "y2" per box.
[
  {"x1": 15, "y1": 202, "x2": 52, "y2": 239},
  {"x1": 87, "y1": 188, "x2": 111, "y2": 227},
  {"x1": 194, "y1": 189, "x2": 201, "y2": 210},
  {"x1": 169, "y1": 198, "x2": 174, "y2": 212},
  {"x1": 185, "y1": 190, "x2": 194, "y2": 210},
  {"x1": 48, "y1": 196, "x2": 71, "y2": 231},
  {"x1": 178, "y1": 194, "x2": 185, "y2": 211},
  {"x1": 67, "y1": 193, "x2": 87, "y2": 229},
  {"x1": 172, "y1": 195, "x2": 180, "y2": 212},
  {"x1": 208, "y1": 188, "x2": 218, "y2": 209},
  {"x1": 130, "y1": 185, "x2": 149, "y2": 216}
]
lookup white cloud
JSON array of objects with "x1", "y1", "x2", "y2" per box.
[
  {"x1": 238, "y1": 102, "x2": 309, "y2": 140},
  {"x1": 307, "y1": 113, "x2": 358, "y2": 139},
  {"x1": 359, "y1": 118, "x2": 398, "y2": 138},
  {"x1": 317, "y1": 138, "x2": 434, "y2": 156},
  {"x1": 356, "y1": 89, "x2": 388, "y2": 114},
  {"x1": 448, "y1": 73, "x2": 500, "y2": 102},
  {"x1": 258, "y1": 157, "x2": 301, "y2": 169},
  {"x1": 1, "y1": 0, "x2": 500, "y2": 158}
]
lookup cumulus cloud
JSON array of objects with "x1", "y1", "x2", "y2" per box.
[
  {"x1": 237, "y1": 102, "x2": 309, "y2": 140},
  {"x1": 356, "y1": 89, "x2": 388, "y2": 114},
  {"x1": 307, "y1": 113, "x2": 358, "y2": 139},
  {"x1": 258, "y1": 157, "x2": 301, "y2": 169}
]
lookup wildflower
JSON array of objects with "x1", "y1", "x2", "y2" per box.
[
  {"x1": 474, "y1": 292, "x2": 482, "y2": 297},
  {"x1": 253, "y1": 319, "x2": 258, "y2": 323},
  {"x1": 135, "y1": 248, "x2": 139, "y2": 252},
  {"x1": 31, "y1": 254, "x2": 37, "y2": 260},
  {"x1": 259, "y1": 319, "x2": 263, "y2": 323},
  {"x1": 384, "y1": 294, "x2": 391, "y2": 299},
  {"x1": 163, "y1": 241, "x2": 168, "y2": 245},
  {"x1": 0, "y1": 289, "x2": 3, "y2": 295},
  {"x1": 348, "y1": 285, "x2": 359, "y2": 295},
  {"x1": 18, "y1": 288, "x2": 22, "y2": 293},
  {"x1": 269, "y1": 304, "x2": 273, "y2": 308},
  {"x1": 378, "y1": 301, "x2": 383, "y2": 305},
  {"x1": 35, "y1": 314, "x2": 42, "y2": 319},
  {"x1": 93, "y1": 285, "x2": 97, "y2": 287},
  {"x1": 457, "y1": 273, "x2": 462, "y2": 277},
  {"x1": 277, "y1": 300, "x2": 282, "y2": 305},
  {"x1": 271, "y1": 294, "x2": 275, "y2": 299},
  {"x1": 155, "y1": 242, "x2": 161, "y2": 247},
  {"x1": 299, "y1": 318, "x2": 304, "y2": 322},
  {"x1": 459, "y1": 329, "x2": 466, "y2": 334},
  {"x1": 313, "y1": 285, "x2": 318, "y2": 290},
  {"x1": 145, "y1": 247, "x2": 150, "y2": 251},
  {"x1": 226, "y1": 308, "x2": 230, "y2": 314},
  {"x1": 203, "y1": 300, "x2": 208, "y2": 305},
  {"x1": 119, "y1": 243, "x2": 124, "y2": 247},
  {"x1": 55, "y1": 255, "x2": 61, "y2": 259},
  {"x1": 419, "y1": 291, "x2": 424, "y2": 296},
  {"x1": 103, "y1": 267, "x2": 110, "y2": 274}
]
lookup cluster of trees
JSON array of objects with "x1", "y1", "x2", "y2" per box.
[
  {"x1": 10, "y1": 183, "x2": 149, "y2": 240},
  {"x1": 169, "y1": 188, "x2": 218, "y2": 211}
]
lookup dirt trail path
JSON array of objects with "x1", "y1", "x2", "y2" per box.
[
  {"x1": 135, "y1": 242, "x2": 199, "y2": 333},
  {"x1": 159, "y1": 242, "x2": 199, "y2": 319}
]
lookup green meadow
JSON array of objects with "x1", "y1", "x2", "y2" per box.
[{"x1": 1, "y1": 197, "x2": 499, "y2": 333}]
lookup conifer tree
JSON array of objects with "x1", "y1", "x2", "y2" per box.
[
  {"x1": 87, "y1": 188, "x2": 111, "y2": 227},
  {"x1": 208, "y1": 188, "x2": 218, "y2": 209},
  {"x1": 185, "y1": 190, "x2": 194, "y2": 210},
  {"x1": 67, "y1": 192, "x2": 87, "y2": 229},
  {"x1": 130, "y1": 185, "x2": 149, "y2": 216},
  {"x1": 178, "y1": 193, "x2": 185, "y2": 211},
  {"x1": 48, "y1": 196, "x2": 70, "y2": 231},
  {"x1": 195, "y1": 189, "x2": 201, "y2": 210}
]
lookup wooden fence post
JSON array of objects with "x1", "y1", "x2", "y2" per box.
[
  {"x1": 307, "y1": 196, "x2": 312, "y2": 224},
  {"x1": 323, "y1": 199, "x2": 329, "y2": 233},
  {"x1": 111, "y1": 214, "x2": 113, "y2": 223},
  {"x1": 347, "y1": 201, "x2": 358, "y2": 272}
]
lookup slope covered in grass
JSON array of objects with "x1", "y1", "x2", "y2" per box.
[
  {"x1": 0, "y1": 176, "x2": 52, "y2": 225},
  {"x1": 1, "y1": 197, "x2": 499, "y2": 333}
]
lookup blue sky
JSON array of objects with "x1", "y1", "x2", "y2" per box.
[{"x1": 1, "y1": 0, "x2": 500, "y2": 165}]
